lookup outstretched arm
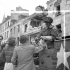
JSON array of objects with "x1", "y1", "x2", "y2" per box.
[
  {"x1": 41, "y1": 36, "x2": 53, "y2": 41},
  {"x1": 34, "y1": 45, "x2": 43, "y2": 53}
]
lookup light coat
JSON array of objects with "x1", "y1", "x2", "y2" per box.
[{"x1": 11, "y1": 44, "x2": 43, "y2": 70}]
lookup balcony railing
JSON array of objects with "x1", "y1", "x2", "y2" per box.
[
  {"x1": 24, "y1": 26, "x2": 41, "y2": 35},
  {"x1": 55, "y1": 11, "x2": 61, "y2": 17}
]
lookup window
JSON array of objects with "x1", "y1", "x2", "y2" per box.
[
  {"x1": 5, "y1": 23, "x2": 8, "y2": 29},
  {"x1": 3, "y1": 25, "x2": 4, "y2": 31},
  {"x1": 55, "y1": 5, "x2": 61, "y2": 17},
  {"x1": 5, "y1": 23, "x2": 6, "y2": 29},
  {"x1": 3, "y1": 25, "x2": 5, "y2": 30},
  {"x1": 14, "y1": 27, "x2": 15, "y2": 34},
  {"x1": 66, "y1": 0, "x2": 70, "y2": 5},
  {"x1": 3, "y1": 33, "x2": 4, "y2": 39},
  {"x1": 3, "y1": 33, "x2": 5, "y2": 39},
  {"x1": 50, "y1": 4, "x2": 53, "y2": 7},
  {"x1": 56, "y1": 5, "x2": 60, "y2": 11},
  {"x1": 56, "y1": 24, "x2": 62, "y2": 37},
  {"x1": 5, "y1": 32, "x2": 6, "y2": 39},
  {"x1": 7, "y1": 23, "x2": 8, "y2": 28},
  {"x1": 1, "y1": 26, "x2": 2, "y2": 32},
  {"x1": 33, "y1": 53, "x2": 39, "y2": 65},
  {"x1": 17, "y1": 37, "x2": 19, "y2": 46},
  {"x1": 3, "y1": 25, "x2": 5, "y2": 31},
  {"x1": 8, "y1": 21, "x2": 9, "y2": 27},
  {"x1": 10, "y1": 22, "x2": 12, "y2": 26},
  {"x1": 30, "y1": 20, "x2": 40, "y2": 28},
  {"x1": 7, "y1": 31, "x2": 9, "y2": 38},
  {"x1": 36, "y1": 21, "x2": 40, "y2": 27},
  {"x1": 0, "y1": 28, "x2": 2, "y2": 33},
  {"x1": 10, "y1": 28, "x2": 12, "y2": 36},
  {"x1": 24, "y1": 24, "x2": 27, "y2": 32},
  {"x1": 17, "y1": 25, "x2": 20, "y2": 32}
]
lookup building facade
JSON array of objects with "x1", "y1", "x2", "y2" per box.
[
  {"x1": 0, "y1": 16, "x2": 11, "y2": 43},
  {"x1": 0, "y1": 6, "x2": 29, "y2": 44},
  {"x1": 46, "y1": 0, "x2": 70, "y2": 36}
]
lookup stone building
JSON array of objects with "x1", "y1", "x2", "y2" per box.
[
  {"x1": 46, "y1": 0, "x2": 70, "y2": 36},
  {"x1": 0, "y1": 6, "x2": 29, "y2": 44}
]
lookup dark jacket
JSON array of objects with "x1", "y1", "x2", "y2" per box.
[
  {"x1": 0, "y1": 47, "x2": 5, "y2": 70},
  {"x1": 11, "y1": 44, "x2": 43, "y2": 70},
  {"x1": 0, "y1": 58, "x2": 5, "y2": 70},
  {"x1": 0, "y1": 45, "x2": 14, "y2": 63},
  {"x1": 37, "y1": 28, "x2": 58, "y2": 49}
]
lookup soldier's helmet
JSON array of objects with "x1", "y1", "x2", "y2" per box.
[{"x1": 42, "y1": 17, "x2": 53, "y2": 25}]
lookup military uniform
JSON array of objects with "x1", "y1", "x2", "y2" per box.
[
  {"x1": 37, "y1": 27, "x2": 58, "y2": 70},
  {"x1": 37, "y1": 27, "x2": 58, "y2": 49}
]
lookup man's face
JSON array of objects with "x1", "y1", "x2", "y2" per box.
[{"x1": 41, "y1": 21, "x2": 46, "y2": 29}]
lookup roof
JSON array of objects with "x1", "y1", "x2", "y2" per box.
[
  {"x1": 46, "y1": 0, "x2": 55, "y2": 5},
  {"x1": 21, "y1": 13, "x2": 38, "y2": 23},
  {"x1": 21, "y1": 12, "x2": 47, "y2": 24},
  {"x1": 18, "y1": 14, "x2": 28, "y2": 19},
  {"x1": 0, "y1": 16, "x2": 11, "y2": 26},
  {"x1": 35, "y1": 5, "x2": 45, "y2": 11},
  {"x1": 2, "y1": 16, "x2": 11, "y2": 23},
  {"x1": 54, "y1": 0, "x2": 62, "y2": 7},
  {"x1": 16, "y1": 6, "x2": 29, "y2": 11},
  {"x1": 11, "y1": 19, "x2": 17, "y2": 23}
]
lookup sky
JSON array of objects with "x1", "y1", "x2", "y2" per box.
[{"x1": 0, "y1": 0, "x2": 49, "y2": 23}]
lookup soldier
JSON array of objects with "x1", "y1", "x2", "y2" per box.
[
  {"x1": 35, "y1": 17, "x2": 58, "y2": 49},
  {"x1": 35, "y1": 17, "x2": 58, "y2": 69}
]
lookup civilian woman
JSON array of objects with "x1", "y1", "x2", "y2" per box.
[{"x1": 0, "y1": 37, "x2": 16, "y2": 70}]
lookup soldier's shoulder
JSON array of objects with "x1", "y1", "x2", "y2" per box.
[{"x1": 50, "y1": 27, "x2": 57, "y2": 31}]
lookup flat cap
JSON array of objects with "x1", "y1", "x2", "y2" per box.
[{"x1": 42, "y1": 17, "x2": 53, "y2": 24}]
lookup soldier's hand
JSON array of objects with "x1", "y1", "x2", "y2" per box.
[
  {"x1": 35, "y1": 37, "x2": 39, "y2": 40},
  {"x1": 40, "y1": 36, "x2": 46, "y2": 39}
]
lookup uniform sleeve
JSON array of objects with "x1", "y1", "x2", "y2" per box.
[
  {"x1": 11, "y1": 48, "x2": 17, "y2": 66},
  {"x1": 37, "y1": 30, "x2": 43, "y2": 38},
  {"x1": 50, "y1": 29, "x2": 58, "y2": 40},
  {"x1": 34, "y1": 46, "x2": 43, "y2": 53}
]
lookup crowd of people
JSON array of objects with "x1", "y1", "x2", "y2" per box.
[{"x1": 0, "y1": 17, "x2": 58, "y2": 70}]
